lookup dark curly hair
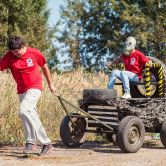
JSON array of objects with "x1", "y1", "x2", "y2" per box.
[{"x1": 7, "y1": 36, "x2": 25, "y2": 50}]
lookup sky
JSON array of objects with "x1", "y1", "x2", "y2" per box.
[
  {"x1": 47, "y1": 0, "x2": 65, "y2": 27},
  {"x1": 47, "y1": 0, "x2": 71, "y2": 70}
]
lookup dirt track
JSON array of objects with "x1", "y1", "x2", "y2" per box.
[{"x1": 0, "y1": 138, "x2": 166, "y2": 166}]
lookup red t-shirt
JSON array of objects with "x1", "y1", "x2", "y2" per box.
[
  {"x1": 0, "y1": 47, "x2": 46, "y2": 94},
  {"x1": 121, "y1": 50, "x2": 149, "y2": 80}
]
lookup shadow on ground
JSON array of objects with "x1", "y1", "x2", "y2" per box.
[
  {"x1": 54, "y1": 139, "x2": 164, "y2": 153},
  {"x1": 0, "y1": 139, "x2": 164, "y2": 159}
]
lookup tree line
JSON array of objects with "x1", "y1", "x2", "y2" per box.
[
  {"x1": 53, "y1": 0, "x2": 166, "y2": 71},
  {"x1": 0, "y1": 0, "x2": 165, "y2": 71}
]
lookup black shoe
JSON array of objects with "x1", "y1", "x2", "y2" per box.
[
  {"x1": 40, "y1": 144, "x2": 53, "y2": 156},
  {"x1": 23, "y1": 143, "x2": 36, "y2": 154}
]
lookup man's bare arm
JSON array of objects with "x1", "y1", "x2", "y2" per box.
[{"x1": 41, "y1": 64, "x2": 56, "y2": 93}]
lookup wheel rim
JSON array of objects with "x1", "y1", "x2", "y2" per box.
[
  {"x1": 128, "y1": 125, "x2": 140, "y2": 145},
  {"x1": 69, "y1": 117, "x2": 86, "y2": 142}
]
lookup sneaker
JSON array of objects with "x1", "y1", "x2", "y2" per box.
[
  {"x1": 23, "y1": 143, "x2": 36, "y2": 154},
  {"x1": 121, "y1": 93, "x2": 131, "y2": 99},
  {"x1": 40, "y1": 144, "x2": 53, "y2": 156}
]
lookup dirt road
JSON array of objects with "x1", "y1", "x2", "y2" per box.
[{"x1": 0, "y1": 138, "x2": 166, "y2": 166}]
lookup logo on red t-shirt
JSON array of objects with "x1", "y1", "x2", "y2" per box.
[
  {"x1": 26, "y1": 58, "x2": 33, "y2": 67},
  {"x1": 130, "y1": 58, "x2": 136, "y2": 65}
]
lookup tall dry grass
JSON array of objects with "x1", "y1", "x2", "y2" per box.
[{"x1": 0, "y1": 69, "x2": 121, "y2": 145}]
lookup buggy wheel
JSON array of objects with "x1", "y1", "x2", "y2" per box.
[
  {"x1": 60, "y1": 114, "x2": 87, "y2": 147},
  {"x1": 160, "y1": 120, "x2": 166, "y2": 148},
  {"x1": 117, "y1": 116, "x2": 145, "y2": 153},
  {"x1": 130, "y1": 56, "x2": 165, "y2": 98},
  {"x1": 130, "y1": 70, "x2": 157, "y2": 98}
]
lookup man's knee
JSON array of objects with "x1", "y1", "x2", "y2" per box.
[
  {"x1": 120, "y1": 71, "x2": 128, "y2": 77},
  {"x1": 19, "y1": 101, "x2": 33, "y2": 117},
  {"x1": 111, "y1": 69, "x2": 121, "y2": 77}
]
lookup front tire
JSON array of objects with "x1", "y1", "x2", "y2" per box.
[{"x1": 60, "y1": 114, "x2": 87, "y2": 147}]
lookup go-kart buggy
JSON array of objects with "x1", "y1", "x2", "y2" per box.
[{"x1": 58, "y1": 56, "x2": 166, "y2": 153}]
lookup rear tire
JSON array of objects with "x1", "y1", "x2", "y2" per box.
[
  {"x1": 160, "y1": 120, "x2": 166, "y2": 148},
  {"x1": 117, "y1": 116, "x2": 145, "y2": 153},
  {"x1": 130, "y1": 56, "x2": 165, "y2": 98}
]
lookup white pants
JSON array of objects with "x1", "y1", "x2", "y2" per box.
[
  {"x1": 19, "y1": 89, "x2": 51, "y2": 145},
  {"x1": 108, "y1": 70, "x2": 139, "y2": 94}
]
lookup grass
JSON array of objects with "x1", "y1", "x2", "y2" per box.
[{"x1": 0, "y1": 69, "x2": 119, "y2": 145}]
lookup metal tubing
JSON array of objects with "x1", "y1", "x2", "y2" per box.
[
  {"x1": 57, "y1": 96, "x2": 76, "y2": 126},
  {"x1": 57, "y1": 95, "x2": 114, "y2": 131}
]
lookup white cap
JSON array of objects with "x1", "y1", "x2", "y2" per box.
[{"x1": 125, "y1": 36, "x2": 136, "y2": 51}]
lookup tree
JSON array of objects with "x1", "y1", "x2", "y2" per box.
[
  {"x1": 0, "y1": 0, "x2": 54, "y2": 59},
  {"x1": 114, "y1": 0, "x2": 166, "y2": 61},
  {"x1": 53, "y1": 0, "x2": 84, "y2": 69}
]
